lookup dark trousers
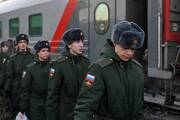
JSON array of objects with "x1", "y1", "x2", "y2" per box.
[
  {"x1": 30, "y1": 97, "x2": 46, "y2": 120},
  {"x1": 12, "y1": 92, "x2": 20, "y2": 119}
]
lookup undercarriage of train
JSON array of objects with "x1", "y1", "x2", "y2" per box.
[{"x1": 144, "y1": 44, "x2": 180, "y2": 115}]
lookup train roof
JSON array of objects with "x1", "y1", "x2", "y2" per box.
[{"x1": 0, "y1": 0, "x2": 52, "y2": 14}]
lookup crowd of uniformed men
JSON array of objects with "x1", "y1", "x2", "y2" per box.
[{"x1": 0, "y1": 20, "x2": 145, "y2": 120}]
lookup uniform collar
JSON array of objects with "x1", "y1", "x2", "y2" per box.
[
  {"x1": 100, "y1": 39, "x2": 132, "y2": 65},
  {"x1": 34, "y1": 56, "x2": 50, "y2": 65},
  {"x1": 17, "y1": 48, "x2": 31, "y2": 54},
  {"x1": 100, "y1": 39, "x2": 121, "y2": 62},
  {"x1": 62, "y1": 46, "x2": 82, "y2": 64}
]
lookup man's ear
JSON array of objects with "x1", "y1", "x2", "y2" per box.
[{"x1": 68, "y1": 44, "x2": 71, "y2": 49}]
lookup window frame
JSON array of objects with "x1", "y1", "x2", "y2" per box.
[
  {"x1": 29, "y1": 13, "x2": 43, "y2": 37},
  {"x1": 0, "y1": 21, "x2": 2, "y2": 38},
  {"x1": 94, "y1": 2, "x2": 110, "y2": 34},
  {"x1": 9, "y1": 17, "x2": 19, "y2": 37}
]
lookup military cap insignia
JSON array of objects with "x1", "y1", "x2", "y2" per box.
[
  {"x1": 22, "y1": 71, "x2": 26, "y2": 78},
  {"x1": 132, "y1": 37, "x2": 139, "y2": 46},
  {"x1": 49, "y1": 68, "x2": 55, "y2": 77},
  {"x1": 85, "y1": 73, "x2": 95, "y2": 88},
  {"x1": 80, "y1": 32, "x2": 83, "y2": 36},
  {"x1": 133, "y1": 38, "x2": 138, "y2": 44}
]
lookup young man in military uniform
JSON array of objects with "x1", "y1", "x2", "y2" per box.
[
  {"x1": 0, "y1": 41, "x2": 13, "y2": 120},
  {"x1": 74, "y1": 21, "x2": 145, "y2": 120},
  {"x1": 46, "y1": 28, "x2": 90, "y2": 120},
  {"x1": 0, "y1": 41, "x2": 12, "y2": 90},
  {"x1": 19, "y1": 40, "x2": 51, "y2": 120},
  {"x1": 4, "y1": 33, "x2": 34, "y2": 118}
]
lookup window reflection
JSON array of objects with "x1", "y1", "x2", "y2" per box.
[
  {"x1": 0, "y1": 21, "x2": 2, "y2": 38},
  {"x1": 95, "y1": 3, "x2": 109, "y2": 34},
  {"x1": 9, "y1": 18, "x2": 19, "y2": 37}
]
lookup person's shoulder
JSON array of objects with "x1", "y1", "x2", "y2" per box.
[
  {"x1": 81, "y1": 55, "x2": 89, "y2": 62},
  {"x1": 29, "y1": 52, "x2": 34, "y2": 56},
  {"x1": 93, "y1": 57, "x2": 113, "y2": 68},
  {"x1": 131, "y1": 59, "x2": 142, "y2": 68},
  {"x1": 9, "y1": 53, "x2": 18, "y2": 60},
  {"x1": 27, "y1": 50, "x2": 34, "y2": 56},
  {"x1": 10, "y1": 53, "x2": 17, "y2": 57},
  {"x1": 27, "y1": 61, "x2": 36, "y2": 68},
  {"x1": 56, "y1": 56, "x2": 68, "y2": 64}
]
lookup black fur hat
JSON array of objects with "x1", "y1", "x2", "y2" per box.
[
  {"x1": 34, "y1": 40, "x2": 50, "y2": 53},
  {"x1": 16, "y1": 33, "x2": 29, "y2": 44},
  {"x1": 111, "y1": 21, "x2": 145, "y2": 49},
  {"x1": 1, "y1": 41, "x2": 9, "y2": 47},
  {"x1": 63, "y1": 28, "x2": 84, "y2": 45}
]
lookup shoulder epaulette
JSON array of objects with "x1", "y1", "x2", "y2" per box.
[
  {"x1": 95, "y1": 57, "x2": 113, "y2": 68},
  {"x1": 49, "y1": 61, "x2": 57, "y2": 67},
  {"x1": 56, "y1": 57, "x2": 68, "y2": 63},
  {"x1": 10, "y1": 53, "x2": 17, "y2": 58},
  {"x1": 49, "y1": 61, "x2": 53, "y2": 65},
  {"x1": 27, "y1": 62, "x2": 36, "y2": 68},
  {"x1": 81, "y1": 55, "x2": 89, "y2": 61},
  {"x1": 132, "y1": 59, "x2": 142, "y2": 68}
]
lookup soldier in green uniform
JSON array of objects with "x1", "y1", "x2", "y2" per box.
[
  {"x1": 0, "y1": 40, "x2": 14, "y2": 120},
  {"x1": 74, "y1": 21, "x2": 145, "y2": 120},
  {"x1": 4, "y1": 33, "x2": 34, "y2": 118},
  {"x1": 19, "y1": 40, "x2": 51, "y2": 120},
  {"x1": 0, "y1": 41, "x2": 11, "y2": 90},
  {"x1": 47, "y1": 28, "x2": 90, "y2": 120}
]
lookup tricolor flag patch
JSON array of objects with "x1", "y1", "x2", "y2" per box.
[
  {"x1": 49, "y1": 68, "x2": 55, "y2": 77},
  {"x1": 85, "y1": 73, "x2": 95, "y2": 88}
]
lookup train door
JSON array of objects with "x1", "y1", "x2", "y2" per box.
[
  {"x1": 164, "y1": 0, "x2": 180, "y2": 69},
  {"x1": 89, "y1": 0, "x2": 116, "y2": 61},
  {"x1": 164, "y1": 0, "x2": 180, "y2": 105},
  {"x1": 147, "y1": 0, "x2": 180, "y2": 106}
]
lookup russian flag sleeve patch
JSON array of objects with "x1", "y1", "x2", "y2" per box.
[{"x1": 85, "y1": 73, "x2": 95, "y2": 88}]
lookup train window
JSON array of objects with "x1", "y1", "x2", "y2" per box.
[
  {"x1": 29, "y1": 13, "x2": 42, "y2": 36},
  {"x1": 94, "y1": 3, "x2": 109, "y2": 34},
  {"x1": 170, "y1": 0, "x2": 180, "y2": 32},
  {"x1": 9, "y1": 18, "x2": 19, "y2": 37},
  {"x1": 0, "y1": 21, "x2": 2, "y2": 38}
]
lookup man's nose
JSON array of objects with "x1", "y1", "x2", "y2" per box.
[{"x1": 79, "y1": 41, "x2": 83, "y2": 47}]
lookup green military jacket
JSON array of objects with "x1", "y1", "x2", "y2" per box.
[
  {"x1": 0, "y1": 53, "x2": 9, "y2": 89},
  {"x1": 20, "y1": 58, "x2": 52, "y2": 119},
  {"x1": 74, "y1": 40, "x2": 144, "y2": 120},
  {"x1": 47, "y1": 47, "x2": 90, "y2": 120},
  {"x1": 4, "y1": 49, "x2": 34, "y2": 93}
]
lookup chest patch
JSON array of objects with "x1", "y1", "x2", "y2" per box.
[
  {"x1": 22, "y1": 71, "x2": 26, "y2": 78},
  {"x1": 49, "y1": 68, "x2": 55, "y2": 77},
  {"x1": 2, "y1": 58, "x2": 6, "y2": 64}
]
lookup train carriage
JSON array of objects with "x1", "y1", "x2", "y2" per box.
[
  {"x1": 2, "y1": 0, "x2": 180, "y2": 110},
  {"x1": 0, "y1": 0, "x2": 147, "y2": 61}
]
